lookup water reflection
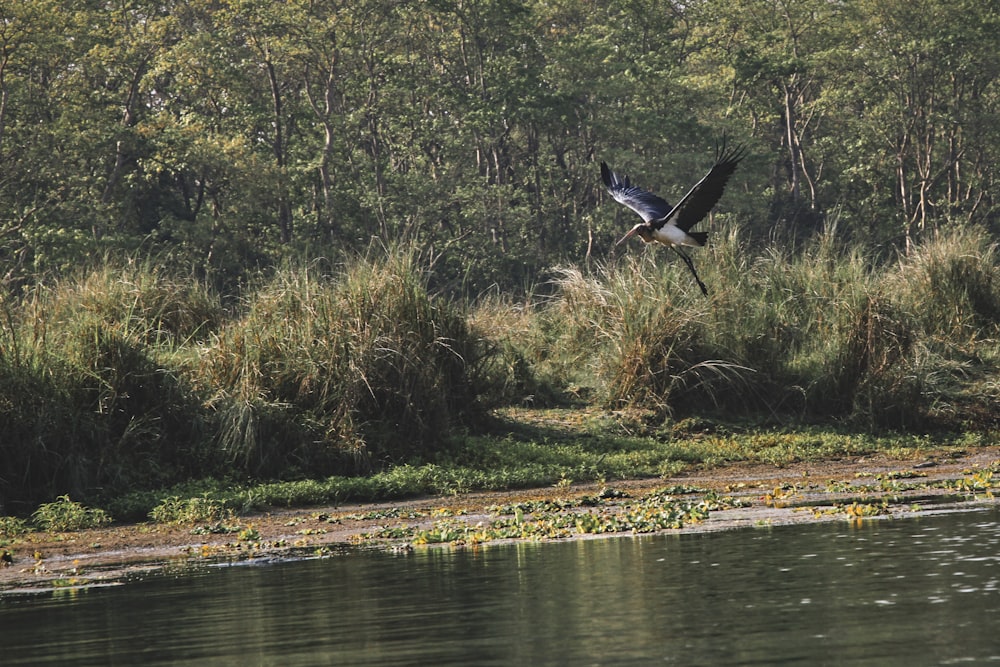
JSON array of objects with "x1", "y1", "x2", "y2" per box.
[{"x1": 2, "y1": 508, "x2": 997, "y2": 665}]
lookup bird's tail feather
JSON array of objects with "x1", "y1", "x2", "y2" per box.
[{"x1": 689, "y1": 231, "x2": 708, "y2": 246}]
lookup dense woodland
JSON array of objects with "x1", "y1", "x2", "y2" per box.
[
  {"x1": 3, "y1": 0, "x2": 1000, "y2": 291},
  {"x1": 3, "y1": 0, "x2": 1000, "y2": 513}
]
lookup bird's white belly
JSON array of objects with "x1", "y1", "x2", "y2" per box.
[{"x1": 652, "y1": 224, "x2": 695, "y2": 248}]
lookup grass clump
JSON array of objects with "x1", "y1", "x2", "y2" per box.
[
  {"x1": 33, "y1": 258, "x2": 223, "y2": 346},
  {"x1": 888, "y1": 227, "x2": 1000, "y2": 340},
  {"x1": 491, "y1": 229, "x2": 1000, "y2": 430},
  {"x1": 31, "y1": 496, "x2": 111, "y2": 532},
  {"x1": 0, "y1": 246, "x2": 494, "y2": 513},
  {"x1": 195, "y1": 247, "x2": 489, "y2": 477},
  {"x1": 149, "y1": 495, "x2": 232, "y2": 525},
  {"x1": 0, "y1": 261, "x2": 218, "y2": 511}
]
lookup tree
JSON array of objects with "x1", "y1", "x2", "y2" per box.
[
  {"x1": 692, "y1": 0, "x2": 848, "y2": 235},
  {"x1": 842, "y1": 0, "x2": 1000, "y2": 248}
]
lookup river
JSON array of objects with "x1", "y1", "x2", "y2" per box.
[{"x1": 2, "y1": 507, "x2": 997, "y2": 665}]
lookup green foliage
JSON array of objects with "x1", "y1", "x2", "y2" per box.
[
  {"x1": 0, "y1": 249, "x2": 492, "y2": 511},
  {"x1": 5, "y1": 0, "x2": 1000, "y2": 520},
  {"x1": 31, "y1": 496, "x2": 111, "y2": 532},
  {"x1": 195, "y1": 246, "x2": 489, "y2": 476},
  {"x1": 8, "y1": 0, "x2": 999, "y2": 292},
  {"x1": 500, "y1": 229, "x2": 1000, "y2": 429},
  {"x1": 0, "y1": 516, "x2": 28, "y2": 539},
  {"x1": 148, "y1": 496, "x2": 232, "y2": 525},
  {"x1": 2, "y1": 231, "x2": 1000, "y2": 517}
]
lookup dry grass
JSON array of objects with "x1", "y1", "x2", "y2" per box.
[{"x1": 486, "y1": 229, "x2": 1000, "y2": 428}]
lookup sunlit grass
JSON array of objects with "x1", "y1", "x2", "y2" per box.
[
  {"x1": 485, "y1": 228, "x2": 1000, "y2": 429},
  {"x1": 2, "y1": 232, "x2": 1000, "y2": 522}
]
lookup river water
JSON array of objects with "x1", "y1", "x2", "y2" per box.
[{"x1": 2, "y1": 507, "x2": 997, "y2": 665}]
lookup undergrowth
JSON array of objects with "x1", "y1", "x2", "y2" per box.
[{"x1": 2, "y1": 230, "x2": 1000, "y2": 521}]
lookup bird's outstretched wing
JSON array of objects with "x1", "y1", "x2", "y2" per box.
[
  {"x1": 656, "y1": 138, "x2": 746, "y2": 233},
  {"x1": 601, "y1": 161, "x2": 671, "y2": 223}
]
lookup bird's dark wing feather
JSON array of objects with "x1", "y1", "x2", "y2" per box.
[
  {"x1": 601, "y1": 161, "x2": 671, "y2": 223},
  {"x1": 655, "y1": 139, "x2": 747, "y2": 233}
]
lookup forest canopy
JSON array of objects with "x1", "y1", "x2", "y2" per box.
[{"x1": 3, "y1": 0, "x2": 1000, "y2": 292}]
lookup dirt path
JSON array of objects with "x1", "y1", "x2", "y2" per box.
[{"x1": 3, "y1": 447, "x2": 998, "y2": 595}]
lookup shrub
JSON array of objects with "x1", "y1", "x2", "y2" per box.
[
  {"x1": 32, "y1": 495, "x2": 111, "y2": 532},
  {"x1": 149, "y1": 495, "x2": 232, "y2": 525},
  {"x1": 496, "y1": 229, "x2": 1000, "y2": 429},
  {"x1": 0, "y1": 515, "x2": 28, "y2": 539}
]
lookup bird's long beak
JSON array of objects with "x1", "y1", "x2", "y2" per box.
[{"x1": 615, "y1": 224, "x2": 642, "y2": 246}]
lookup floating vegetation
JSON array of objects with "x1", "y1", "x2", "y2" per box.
[
  {"x1": 338, "y1": 508, "x2": 431, "y2": 522},
  {"x1": 946, "y1": 467, "x2": 997, "y2": 497},
  {"x1": 238, "y1": 526, "x2": 261, "y2": 542},
  {"x1": 354, "y1": 525, "x2": 419, "y2": 541},
  {"x1": 488, "y1": 498, "x2": 588, "y2": 516},
  {"x1": 763, "y1": 484, "x2": 800, "y2": 507},
  {"x1": 811, "y1": 500, "x2": 892, "y2": 520},
  {"x1": 876, "y1": 470, "x2": 928, "y2": 480},
  {"x1": 825, "y1": 479, "x2": 856, "y2": 493},
  {"x1": 658, "y1": 485, "x2": 712, "y2": 495},
  {"x1": 350, "y1": 488, "x2": 748, "y2": 548},
  {"x1": 842, "y1": 500, "x2": 891, "y2": 518}
]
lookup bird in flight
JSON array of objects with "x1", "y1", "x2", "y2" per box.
[{"x1": 601, "y1": 139, "x2": 746, "y2": 296}]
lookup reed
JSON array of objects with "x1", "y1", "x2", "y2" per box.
[
  {"x1": 3, "y1": 234, "x2": 999, "y2": 517},
  {"x1": 494, "y1": 229, "x2": 1000, "y2": 429},
  {"x1": 194, "y1": 247, "x2": 489, "y2": 477},
  {"x1": 0, "y1": 260, "x2": 219, "y2": 511}
]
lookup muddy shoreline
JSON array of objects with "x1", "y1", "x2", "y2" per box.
[{"x1": 3, "y1": 447, "x2": 998, "y2": 595}]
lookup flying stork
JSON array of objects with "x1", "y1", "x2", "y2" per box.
[{"x1": 601, "y1": 139, "x2": 746, "y2": 296}]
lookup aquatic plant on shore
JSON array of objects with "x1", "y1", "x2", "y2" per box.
[{"x1": 31, "y1": 496, "x2": 111, "y2": 532}]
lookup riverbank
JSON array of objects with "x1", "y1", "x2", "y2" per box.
[{"x1": 3, "y1": 445, "x2": 998, "y2": 595}]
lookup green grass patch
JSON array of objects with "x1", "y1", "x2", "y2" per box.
[
  {"x1": 96, "y1": 415, "x2": 985, "y2": 522},
  {"x1": 31, "y1": 496, "x2": 111, "y2": 532},
  {"x1": 149, "y1": 495, "x2": 233, "y2": 525}
]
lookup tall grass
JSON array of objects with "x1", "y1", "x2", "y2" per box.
[
  {"x1": 483, "y1": 228, "x2": 1000, "y2": 429},
  {"x1": 0, "y1": 248, "x2": 491, "y2": 512},
  {"x1": 195, "y1": 248, "x2": 489, "y2": 477},
  {"x1": 2, "y1": 233, "x2": 999, "y2": 515},
  {"x1": 0, "y1": 260, "x2": 219, "y2": 512}
]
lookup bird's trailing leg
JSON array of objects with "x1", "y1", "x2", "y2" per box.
[{"x1": 671, "y1": 246, "x2": 709, "y2": 296}]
